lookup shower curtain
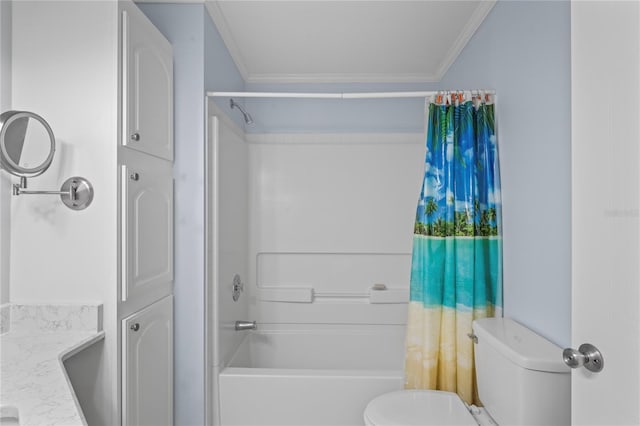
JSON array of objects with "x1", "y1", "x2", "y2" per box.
[{"x1": 404, "y1": 92, "x2": 502, "y2": 405}]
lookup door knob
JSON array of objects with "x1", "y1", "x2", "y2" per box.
[
  {"x1": 130, "y1": 133, "x2": 140, "y2": 141},
  {"x1": 563, "y1": 343, "x2": 604, "y2": 373},
  {"x1": 130, "y1": 323, "x2": 140, "y2": 332}
]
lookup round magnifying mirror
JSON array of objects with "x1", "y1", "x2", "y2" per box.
[{"x1": 0, "y1": 111, "x2": 55, "y2": 178}]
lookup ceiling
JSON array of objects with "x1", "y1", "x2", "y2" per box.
[{"x1": 205, "y1": 0, "x2": 496, "y2": 84}]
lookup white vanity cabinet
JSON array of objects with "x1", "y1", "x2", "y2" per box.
[
  {"x1": 119, "y1": 3, "x2": 174, "y2": 426},
  {"x1": 122, "y1": 295, "x2": 173, "y2": 426},
  {"x1": 121, "y1": 3, "x2": 173, "y2": 161}
]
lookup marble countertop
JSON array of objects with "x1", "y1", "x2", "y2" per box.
[{"x1": 0, "y1": 304, "x2": 104, "y2": 426}]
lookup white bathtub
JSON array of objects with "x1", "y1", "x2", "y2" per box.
[{"x1": 218, "y1": 324, "x2": 405, "y2": 426}]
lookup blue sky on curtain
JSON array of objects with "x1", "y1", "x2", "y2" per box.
[{"x1": 405, "y1": 92, "x2": 502, "y2": 405}]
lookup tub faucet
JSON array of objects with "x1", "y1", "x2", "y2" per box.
[{"x1": 235, "y1": 320, "x2": 257, "y2": 331}]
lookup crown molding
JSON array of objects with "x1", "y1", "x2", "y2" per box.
[
  {"x1": 205, "y1": 1, "x2": 250, "y2": 82},
  {"x1": 244, "y1": 72, "x2": 441, "y2": 85},
  {"x1": 434, "y1": 0, "x2": 496, "y2": 80}
]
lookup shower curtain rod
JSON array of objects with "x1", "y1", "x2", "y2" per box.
[{"x1": 207, "y1": 90, "x2": 495, "y2": 100}]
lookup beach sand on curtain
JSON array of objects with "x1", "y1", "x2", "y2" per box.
[{"x1": 404, "y1": 235, "x2": 500, "y2": 404}]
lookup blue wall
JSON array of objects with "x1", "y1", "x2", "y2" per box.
[
  {"x1": 440, "y1": 0, "x2": 571, "y2": 346},
  {"x1": 204, "y1": 11, "x2": 246, "y2": 129},
  {"x1": 138, "y1": 4, "x2": 243, "y2": 425}
]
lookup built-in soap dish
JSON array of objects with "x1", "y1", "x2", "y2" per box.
[{"x1": 369, "y1": 284, "x2": 409, "y2": 304}]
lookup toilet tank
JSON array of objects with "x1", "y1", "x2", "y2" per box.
[{"x1": 472, "y1": 318, "x2": 570, "y2": 426}]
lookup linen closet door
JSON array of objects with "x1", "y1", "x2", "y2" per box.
[
  {"x1": 123, "y1": 295, "x2": 173, "y2": 426},
  {"x1": 122, "y1": 5, "x2": 173, "y2": 161},
  {"x1": 120, "y1": 3, "x2": 174, "y2": 426},
  {"x1": 121, "y1": 149, "x2": 173, "y2": 308}
]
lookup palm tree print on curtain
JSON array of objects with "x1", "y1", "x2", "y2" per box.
[{"x1": 405, "y1": 93, "x2": 502, "y2": 405}]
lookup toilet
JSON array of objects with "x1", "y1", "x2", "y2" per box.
[{"x1": 364, "y1": 318, "x2": 570, "y2": 425}]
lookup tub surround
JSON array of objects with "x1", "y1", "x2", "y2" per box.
[
  {"x1": 220, "y1": 324, "x2": 404, "y2": 425},
  {"x1": 0, "y1": 303, "x2": 104, "y2": 426}
]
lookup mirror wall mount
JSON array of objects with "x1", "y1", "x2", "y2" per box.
[
  {"x1": 13, "y1": 176, "x2": 94, "y2": 211},
  {"x1": 0, "y1": 110, "x2": 94, "y2": 211}
]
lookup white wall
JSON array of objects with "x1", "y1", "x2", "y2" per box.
[
  {"x1": 11, "y1": 2, "x2": 120, "y2": 424},
  {"x1": 11, "y1": 1, "x2": 119, "y2": 303},
  {"x1": 0, "y1": 0, "x2": 11, "y2": 305},
  {"x1": 247, "y1": 133, "x2": 424, "y2": 325}
]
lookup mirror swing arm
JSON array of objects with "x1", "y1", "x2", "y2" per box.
[
  {"x1": 12, "y1": 175, "x2": 94, "y2": 210},
  {"x1": 0, "y1": 110, "x2": 94, "y2": 211}
]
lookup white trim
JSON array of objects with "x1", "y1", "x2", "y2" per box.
[
  {"x1": 245, "y1": 72, "x2": 442, "y2": 85},
  {"x1": 203, "y1": 106, "x2": 219, "y2": 426},
  {"x1": 245, "y1": 133, "x2": 424, "y2": 145},
  {"x1": 205, "y1": 1, "x2": 250, "y2": 82},
  {"x1": 0, "y1": 0, "x2": 11, "y2": 307},
  {"x1": 434, "y1": 0, "x2": 496, "y2": 79}
]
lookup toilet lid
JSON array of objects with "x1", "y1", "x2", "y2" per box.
[{"x1": 364, "y1": 390, "x2": 477, "y2": 426}]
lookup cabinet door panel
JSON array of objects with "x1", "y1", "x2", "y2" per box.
[
  {"x1": 122, "y1": 152, "x2": 173, "y2": 306},
  {"x1": 123, "y1": 296, "x2": 173, "y2": 426},
  {"x1": 122, "y1": 7, "x2": 173, "y2": 160}
]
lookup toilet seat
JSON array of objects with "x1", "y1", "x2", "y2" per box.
[{"x1": 363, "y1": 390, "x2": 478, "y2": 426}]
